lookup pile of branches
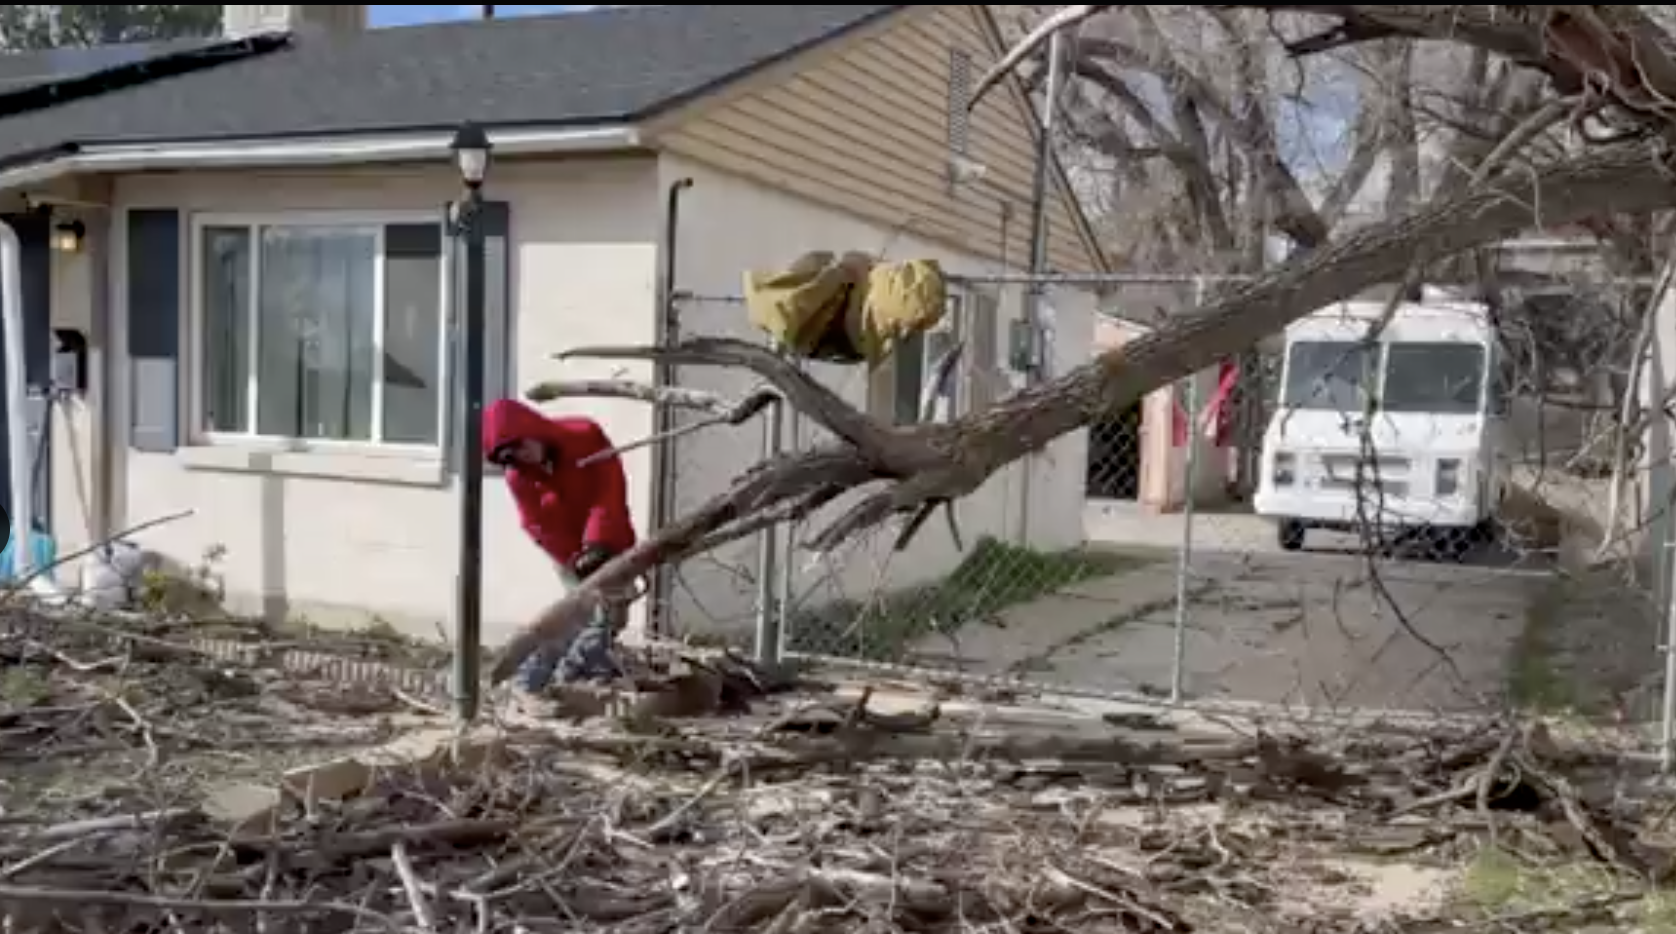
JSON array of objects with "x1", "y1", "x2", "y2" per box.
[
  {"x1": 0, "y1": 686, "x2": 1669, "y2": 934},
  {"x1": 0, "y1": 605, "x2": 424, "y2": 815}
]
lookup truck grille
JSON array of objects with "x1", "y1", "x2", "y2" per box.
[{"x1": 1318, "y1": 454, "x2": 1411, "y2": 498}]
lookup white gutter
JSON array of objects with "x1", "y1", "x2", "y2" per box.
[{"x1": 0, "y1": 125, "x2": 642, "y2": 191}]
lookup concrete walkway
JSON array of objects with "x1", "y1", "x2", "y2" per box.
[
  {"x1": 911, "y1": 549, "x2": 1544, "y2": 713},
  {"x1": 906, "y1": 562, "x2": 1185, "y2": 678}
]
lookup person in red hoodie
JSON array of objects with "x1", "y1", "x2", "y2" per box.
[{"x1": 482, "y1": 398, "x2": 638, "y2": 694}]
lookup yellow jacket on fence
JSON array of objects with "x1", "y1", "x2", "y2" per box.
[{"x1": 743, "y1": 251, "x2": 949, "y2": 365}]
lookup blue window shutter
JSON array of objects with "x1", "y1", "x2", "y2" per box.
[
  {"x1": 127, "y1": 209, "x2": 181, "y2": 452},
  {"x1": 446, "y1": 200, "x2": 513, "y2": 475}
]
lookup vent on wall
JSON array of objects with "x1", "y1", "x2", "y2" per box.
[{"x1": 946, "y1": 47, "x2": 972, "y2": 191}]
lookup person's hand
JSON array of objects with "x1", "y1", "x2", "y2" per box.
[{"x1": 571, "y1": 544, "x2": 613, "y2": 579}]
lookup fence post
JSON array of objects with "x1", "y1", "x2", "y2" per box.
[
  {"x1": 1170, "y1": 275, "x2": 1207, "y2": 705},
  {"x1": 755, "y1": 395, "x2": 787, "y2": 664},
  {"x1": 1663, "y1": 534, "x2": 1676, "y2": 772}
]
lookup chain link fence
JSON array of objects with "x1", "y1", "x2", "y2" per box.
[{"x1": 645, "y1": 261, "x2": 1676, "y2": 754}]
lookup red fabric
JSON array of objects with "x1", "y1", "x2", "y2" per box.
[
  {"x1": 482, "y1": 399, "x2": 637, "y2": 567},
  {"x1": 1206, "y1": 360, "x2": 1238, "y2": 446},
  {"x1": 1170, "y1": 360, "x2": 1240, "y2": 447}
]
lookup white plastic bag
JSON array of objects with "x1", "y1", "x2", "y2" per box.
[{"x1": 79, "y1": 540, "x2": 146, "y2": 611}]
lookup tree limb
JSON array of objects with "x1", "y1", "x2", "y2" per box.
[
  {"x1": 558, "y1": 338, "x2": 922, "y2": 466},
  {"x1": 490, "y1": 138, "x2": 1676, "y2": 684},
  {"x1": 525, "y1": 379, "x2": 736, "y2": 415}
]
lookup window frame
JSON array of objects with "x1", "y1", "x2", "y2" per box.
[
  {"x1": 962, "y1": 288, "x2": 1002, "y2": 412},
  {"x1": 875, "y1": 288, "x2": 1008, "y2": 425},
  {"x1": 891, "y1": 299, "x2": 962, "y2": 425},
  {"x1": 186, "y1": 210, "x2": 451, "y2": 454}
]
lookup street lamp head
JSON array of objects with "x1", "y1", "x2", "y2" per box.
[{"x1": 451, "y1": 122, "x2": 493, "y2": 188}]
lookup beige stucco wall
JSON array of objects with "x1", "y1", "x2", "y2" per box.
[
  {"x1": 655, "y1": 153, "x2": 1091, "y2": 645},
  {"x1": 62, "y1": 156, "x2": 661, "y2": 643},
  {"x1": 49, "y1": 224, "x2": 103, "y2": 566},
  {"x1": 42, "y1": 149, "x2": 1093, "y2": 651}
]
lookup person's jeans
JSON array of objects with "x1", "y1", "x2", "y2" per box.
[{"x1": 515, "y1": 564, "x2": 624, "y2": 692}]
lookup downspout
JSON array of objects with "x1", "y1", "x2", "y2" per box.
[
  {"x1": 0, "y1": 220, "x2": 32, "y2": 585},
  {"x1": 649, "y1": 178, "x2": 693, "y2": 637}
]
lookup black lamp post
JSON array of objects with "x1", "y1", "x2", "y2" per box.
[{"x1": 450, "y1": 121, "x2": 492, "y2": 723}]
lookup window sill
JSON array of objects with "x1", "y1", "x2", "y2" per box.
[{"x1": 176, "y1": 445, "x2": 447, "y2": 487}]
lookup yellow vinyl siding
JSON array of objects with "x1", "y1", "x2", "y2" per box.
[{"x1": 652, "y1": 6, "x2": 1099, "y2": 273}]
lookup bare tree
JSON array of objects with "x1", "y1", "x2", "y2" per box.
[{"x1": 493, "y1": 5, "x2": 1676, "y2": 679}]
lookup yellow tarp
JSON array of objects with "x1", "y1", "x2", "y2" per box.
[{"x1": 743, "y1": 251, "x2": 948, "y2": 365}]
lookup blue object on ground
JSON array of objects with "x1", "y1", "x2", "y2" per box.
[
  {"x1": 0, "y1": 526, "x2": 57, "y2": 583},
  {"x1": 515, "y1": 607, "x2": 621, "y2": 692}
]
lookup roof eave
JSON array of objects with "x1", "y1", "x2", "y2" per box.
[{"x1": 0, "y1": 124, "x2": 644, "y2": 192}]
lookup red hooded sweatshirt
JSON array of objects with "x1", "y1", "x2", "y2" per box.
[{"x1": 481, "y1": 399, "x2": 637, "y2": 568}]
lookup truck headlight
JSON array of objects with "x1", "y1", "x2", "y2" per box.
[
  {"x1": 1273, "y1": 451, "x2": 1296, "y2": 486},
  {"x1": 1436, "y1": 458, "x2": 1462, "y2": 496}
]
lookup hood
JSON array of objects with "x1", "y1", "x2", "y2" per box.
[
  {"x1": 483, "y1": 398, "x2": 551, "y2": 457},
  {"x1": 1266, "y1": 408, "x2": 1483, "y2": 453}
]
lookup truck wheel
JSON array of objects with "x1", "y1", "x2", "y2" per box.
[
  {"x1": 1277, "y1": 520, "x2": 1306, "y2": 552},
  {"x1": 1428, "y1": 526, "x2": 1473, "y2": 563}
]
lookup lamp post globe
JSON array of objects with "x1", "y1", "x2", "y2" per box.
[{"x1": 450, "y1": 121, "x2": 493, "y2": 188}]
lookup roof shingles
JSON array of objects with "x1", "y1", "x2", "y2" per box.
[{"x1": 0, "y1": 5, "x2": 903, "y2": 167}]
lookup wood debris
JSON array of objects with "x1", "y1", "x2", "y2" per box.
[{"x1": 1, "y1": 613, "x2": 1674, "y2": 932}]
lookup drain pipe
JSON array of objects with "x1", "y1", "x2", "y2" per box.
[{"x1": 0, "y1": 219, "x2": 32, "y2": 584}]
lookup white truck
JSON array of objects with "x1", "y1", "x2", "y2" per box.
[{"x1": 1252, "y1": 296, "x2": 1511, "y2": 559}]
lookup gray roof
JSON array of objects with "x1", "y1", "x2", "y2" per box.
[{"x1": 0, "y1": 5, "x2": 904, "y2": 168}]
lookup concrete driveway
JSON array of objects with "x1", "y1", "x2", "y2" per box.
[{"x1": 912, "y1": 511, "x2": 1547, "y2": 714}]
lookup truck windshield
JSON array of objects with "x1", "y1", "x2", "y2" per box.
[
  {"x1": 1280, "y1": 340, "x2": 1371, "y2": 412},
  {"x1": 1381, "y1": 342, "x2": 1485, "y2": 414}
]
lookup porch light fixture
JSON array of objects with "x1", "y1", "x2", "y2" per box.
[
  {"x1": 450, "y1": 121, "x2": 493, "y2": 189},
  {"x1": 52, "y1": 220, "x2": 85, "y2": 254}
]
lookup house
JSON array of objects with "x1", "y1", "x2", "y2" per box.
[{"x1": 0, "y1": 4, "x2": 1110, "y2": 645}]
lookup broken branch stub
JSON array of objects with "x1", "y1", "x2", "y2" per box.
[{"x1": 489, "y1": 138, "x2": 1676, "y2": 685}]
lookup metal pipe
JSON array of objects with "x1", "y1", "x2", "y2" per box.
[
  {"x1": 754, "y1": 396, "x2": 786, "y2": 664},
  {"x1": 1663, "y1": 533, "x2": 1676, "y2": 772},
  {"x1": 1017, "y1": 29, "x2": 1064, "y2": 545},
  {"x1": 0, "y1": 220, "x2": 28, "y2": 584},
  {"x1": 453, "y1": 189, "x2": 487, "y2": 723},
  {"x1": 1022, "y1": 27, "x2": 1064, "y2": 378},
  {"x1": 949, "y1": 271, "x2": 1256, "y2": 288},
  {"x1": 649, "y1": 178, "x2": 693, "y2": 638},
  {"x1": 1170, "y1": 276, "x2": 1208, "y2": 705}
]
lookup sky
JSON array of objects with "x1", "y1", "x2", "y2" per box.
[{"x1": 368, "y1": 6, "x2": 597, "y2": 28}]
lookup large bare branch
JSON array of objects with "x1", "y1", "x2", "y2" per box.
[{"x1": 490, "y1": 138, "x2": 1676, "y2": 684}]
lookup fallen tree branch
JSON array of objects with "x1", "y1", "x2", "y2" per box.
[
  {"x1": 524, "y1": 379, "x2": 737, "y2": 414},
  {"x1": 559, "y1": 338, "x2": 916, "y2": 464},
  {"x1": 0, "y1": 884, "x2": 399, "y2": 929},
  {"x1": 490, "y1": 137, "x2": 1676, "y2": 684}
]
